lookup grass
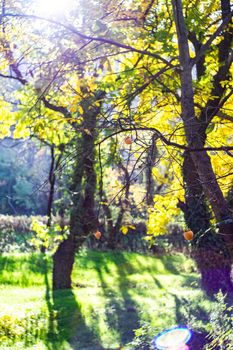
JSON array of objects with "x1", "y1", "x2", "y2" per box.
[{"x1": 0, "y1": 250, "x2": 212, "y2": 349}]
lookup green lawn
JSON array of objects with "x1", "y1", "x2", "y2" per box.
[{"x1": 0, "y1": 250, "x2": 211, "y2": 349}]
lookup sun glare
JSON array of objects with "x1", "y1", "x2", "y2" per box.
[{"x1": 35, "y1": 0, "x2": 75, "y2": 17}]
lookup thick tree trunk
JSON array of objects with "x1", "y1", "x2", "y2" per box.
[
  {"x1": 81, "y1": 97, "x2": 99, "y2": 235},
  {"x1": 172, "y1": 0, "x2": 233, "y2": 294},
  {"x1": 52, "y1": 91, "x2": 103, "y2": 290},
  {"x1": 52, "y1": 233, "x2": 76, "y2": 289},
  {"x1": 172, "y1": 0, "x2": 233, "y2": 239},
  {"x1": 52, "y1": 139, "x2": 86, "y2": 290},
  {"x1": 180, "y1": 152, "x2": 232, "y2": 296}
]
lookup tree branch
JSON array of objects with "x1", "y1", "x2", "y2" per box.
[
  {"x1": 41, "y1": 97, "x2": 72, "y2": 120},
  {"x1": 191, "y1": 10, "x2": 233, "y2": 68},
  {"x1": 2, "y1": 13, "x2": 176, "y2": 68},
  {"x1": 97, "y1": 126, "x2": 233, "y2": 153},
  {"x1": 217, "y1": 110, "x2": 233, "y2": 123}
]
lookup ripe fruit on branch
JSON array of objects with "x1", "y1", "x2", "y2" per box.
[
  {"x1": 183, "y1": 230, "x2": 194, "y2": 241},
  {"x1": 124, "y1": 136, "x2": 133, "y2": 145},
  {"x1": 94, "y1": 230, "x2": 101, "y2": 239}
]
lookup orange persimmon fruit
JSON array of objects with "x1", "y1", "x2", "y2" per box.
[
  {"x1": 94, "y1": 230, "x2": 101, "y2": 239},
  {"x1": 183, "y1": 230, "x2": 194, "y2": 241},
  {"x1": 124, "y1": 136, "x2": 132, "y2": 145}
]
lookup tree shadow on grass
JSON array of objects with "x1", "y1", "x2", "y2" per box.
[
  {"x1": 171, "y1": 293, "x2": 209, "y2": 350},
  {"x1": 181, "y1": 274, "x2": 200, "y2": 289},
  {"x1": 158, "y1": 255, "x2": 180, "y2": 275},
  {"x1": 43, "y1": 259, "x2": 103, "y2": 350},
  {"x1": 150, "y1": 270, "x2": 210, "y2": 349},
  {"x1": 87, "y1": 250, "x2": 196, "y2": 347},
  {"x1": 0, "y1": 251, "x2": 214, "y2": 349},
  {"x1": 172, "y1": 294, "x2": 209, "y2": 325},
  {"x1": 91, "y1": 251, "x2": 140, "y2": 348}
]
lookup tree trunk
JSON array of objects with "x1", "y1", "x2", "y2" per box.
[
  {"x1": 52, "y1": 91, "x2": 104, "y2": 290},
  {"x1": 52, "y1": 139, "x2": 86, "y2": 290},
  {"x1": 52, "y1": 233, "x2": 76, "y2": 289},
  {"x1": 180, "y1": 152, "x2": 232, "y2": 296},
  {"x1": 41, "y1": 146, "x2": 56, "y2": 254},
  {"x1": 172, "y1": 0, "x2": 233, "y2": 240},
  {"x1": 47, "y1": 146, "x2": 56, "y2": 227},
  {"x1": 146, "y1": 135, "x2": 157, "y2": 206},
  {"x1": 172, "y1": 0, "x2": 233, "y2": 294},
  {"x1": 106, "y1": 161, "x2": 130, "y2": 249}
]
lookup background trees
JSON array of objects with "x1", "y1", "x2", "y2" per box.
[{"x1": 0, "y1": 138, "x2": 50, "y2": 215}]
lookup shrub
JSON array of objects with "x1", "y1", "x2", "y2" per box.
[
  {"x1": 0, "y1": 310, "x2": 48, "y2": 344},
  {"x1": 204, "y1": 292, "x2": 233, "y2": 349},
  {"x1": 0, "y1": 215, "x2": 68, "y2": 252},
  {"x1": 128, "y1": 322, "x2": 157, "y2": 350}
]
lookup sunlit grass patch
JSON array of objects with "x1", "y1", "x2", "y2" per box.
[{"x1": 0, "y1": 250, "x2": 210, "y2": 349}]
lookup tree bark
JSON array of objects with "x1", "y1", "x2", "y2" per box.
[
  {"x1": 146, "y1": 135, "x2": 157, "y2": 206},
  {"x1": 41, "y1": 146, "x2": 56, "y2": 253},
  {"x1": 106, "y1": 160, "x2": 130, "y2": 249},
  {"x1": 52, "y1": 233, "x2": 76, "y2": 289},
  {"x1": 52, "y1": 91, "x2": 104, "y2": 290},
  {"x1": 53, "y1": 137, "x2": 86, "y2": 290},
  {"x1": 180, "y1": 152, "x2": 233, "y2": 296},
  {"x1": 172, "y1": 0, "x2": 233, "y2": 238},
  {"x1": 172, "y1": 0, "x2": 233, "y2": 294}
]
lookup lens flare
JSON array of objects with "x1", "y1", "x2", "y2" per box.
[
  {"x1": 35, "y1": 0, "x2": 76, "y2": 17},
  {"x1": 152, "y1": 326, "x2": 192, "y2": 350}
]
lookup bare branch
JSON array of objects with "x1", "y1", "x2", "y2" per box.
[
  {"x1": 191, "y1": 10, "x2": 233, "y2": 68},
  {"x1": 1, "y1": 13, "x2": 176, "y2": 68},
  {"x1": 41, "y1": 97, "x2": 72, "y2": 120},
  {"x1": 217, "y1": 110, "x2": 233, "y2": 123},
  {"x1": 97, "y1": 126, "x2": 233, "y2": 153}
]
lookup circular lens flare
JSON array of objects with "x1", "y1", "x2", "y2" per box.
[{"x1": 152, "y1": 326, "x2": 192, "y2": 350}]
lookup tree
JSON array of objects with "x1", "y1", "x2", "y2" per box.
[
  {"x1": 53, "y1": 89, "x2": 104, "y2": 289},
  {"x1": 171, "y1": 0, "x2": 233, "y2": 294},
  {"x1": 88, "y1": 0, "x2": 233, "y2": 294},
  {"x1": 179, "y1": 152, "x2": 232, "y2": 295},
  {"x1": 0, "y1": 138, "x2": 52, "y2": 215},
  {"x1": 171, "y1": 0, "x2": 232, "y2": 226}
]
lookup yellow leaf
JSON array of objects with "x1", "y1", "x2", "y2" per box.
[
  {"x1": 84, "y1": 128, "x2": 92, "y2": 136},
  {"x1": 77, "y1": 105, "x2": 84, "y2": 114},
  {"x1": 121, "y1": 226, "x2": 128, "y2": 235}
]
